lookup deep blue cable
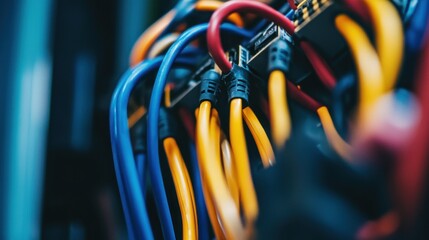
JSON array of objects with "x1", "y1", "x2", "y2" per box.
[
  {"x1": 112, "y1": 56, "x2": 196, "y2": 240},
  {"x1": 111, "y1": 59, "x2": 163, "y2": 240},
  {"x1": 189, "y1": 143, "x2": 209, "y2": 240},
  {"x1": 405, "y1": 0, "x2": 429, "y2": 53},
  {"x1": 286, "y1": 9, "x2": 294, "y2": 20},
  {"x1": 135, "y1": 154, "x2": 146, "y2": 193},
  {"x1": 146, "y1": 23, "x2": 252, "y2": 240},
  {"x1": 110, "y1": 94, "x2": 136, "y2": 240}
]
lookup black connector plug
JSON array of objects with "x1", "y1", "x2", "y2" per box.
[
  {"x1": 223, "y1": 64, "x2": 250, "y2": 104},
  {"x1": 199, "y1": 69, "x2": 222, "y2": 104},
  {"x1": 268, "y1": 39, "x2": 293, "y2": 73},
  {"x1": 158, "y1": 107, "x2": 178, "y2": 140}
]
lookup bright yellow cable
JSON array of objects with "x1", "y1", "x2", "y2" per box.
[
  {"x1": 268, "y1": 70, "x2": 292, "y2": 148},
  {"x1": 335, "y1": 14, "x2": 384, "y2": 125},
  {"x1": 363, "y1": 0, "x2": 404, "y2": 91},
  {"x1": 201, "y1": 175, "x2": 226, "y2": 240},
  {"x1": 211, "y1": 109, "x2": 239, "y2": 201},
  {"x1": 242, "y1": 107, "x2": 275, "y2": 168},
  {"x1": 209, "y1": 108, "x2": 232, "y2": 237},
  {"x1": 230, "y1": 99, "x2": 258, "y2": 235},
  {"x1": 184, "y1": 161, "x2": 198, "y2": 238},
  {"x1": 196, "y1": 101, "x2": 245, "y2": 239},
  {"x1": 194, "y1": 108, "x2": 225, "y2": 239},
  {"x1": 213, "y1": 108, "x2": 241, "y2": 212},
  {"x1": 220, "y1": 131, "x2": 240, "y2": 208},
  {"x1": 317, "y1": 106, "x2": 353, "y2": 162},
  {"x1": 195, "y1": 1, "x2": 244, "y2": 27},
  {"x1": 163, "y1": 137, "x2": 198, "y2": 240},
  {"x1": 209, "y1": 109, "x2": 223, "y2": 169},
  {"x1": 130, "y1": 10, "x2": 176, "y2": 66}
]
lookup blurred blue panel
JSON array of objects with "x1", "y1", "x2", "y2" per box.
[
  {"x1": 70, "y1": 53, "x2": 96, "y2": 150},
  {"x1": 116, "y1": 0, "x2": 151, "y2": 73},
  {"x1": 0, "y1": 1, "x2": 18, "y2": 238},
  {"x1": 0, "y1": 0, "x2": 53, "y2": 239}
]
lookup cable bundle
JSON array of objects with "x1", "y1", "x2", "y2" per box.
[{"x1": 110, "y1": 0, "x2": 429, "y2": 239}]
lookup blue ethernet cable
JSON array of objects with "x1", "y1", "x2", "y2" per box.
[
  {"x1": 135, "y1": 153, "x2": 146, "y2": 193},
  {"x1": 189, "y1": 142, "x2": 209, "y2": 240},
  {"x1": 111, "y1": 56, "x2": 195, "y2": 240},
  {"x1": 111, "y1": 59, "x2": 162, "y2": 240},
  {"x1": 111, "y1": 87, "x2": 137, "y2": 240},
  {"x1": 146, "y1": 23, "x2": 252, "y2": 240}
]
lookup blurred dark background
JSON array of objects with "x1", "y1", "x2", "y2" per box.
[{"x1": 0, "y1": 0, "x2": 174, "y2": 239}]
